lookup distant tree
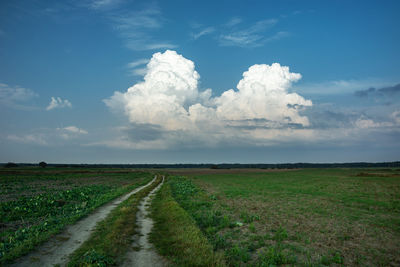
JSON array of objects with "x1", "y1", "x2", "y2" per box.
[
  {"x1": 4, "y1": 162, "x2": 18, "y2": 168},
  {"x1": 210, "y1": 164, "x2": 219, "y2": 169},
  {"x1": 39, "y1": 161, "x2": 47, "y2": 168}
]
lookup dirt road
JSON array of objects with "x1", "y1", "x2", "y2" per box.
[
  {"x1": 122, "y1": 176, "x2": 166, "y2": 267},
  {"x1": 11, "y1": 176, "x2": 157, "y2": 267}
]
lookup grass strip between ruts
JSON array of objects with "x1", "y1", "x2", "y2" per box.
[
  {"x1": 67, "y1": 175, "x2": 163, "y2": 266},
  {"x1": 150, "y1": 176, "x2": 226, "y2": 267}
]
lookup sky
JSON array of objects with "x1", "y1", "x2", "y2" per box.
[{"x1": 0, "y1": 0, "x2": 399, "y2": 164}]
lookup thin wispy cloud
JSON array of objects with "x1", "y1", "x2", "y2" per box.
[
  {"x1": 6, "y1": 126, "x2": 90, "y2": 146},
  {"x1": 108, "y1": 6, "x2": 177, "y2": 51},
  {"x1": 131, "y1": 67, "x2": 147, "y2": 76},
  {"x1": 189, "y1": 18, "x2": 284, "y2": 47},
  {"x1": 219, "y1": 19, "x2": 281, "y2": 47},
  {"x1": 88, "y1": 0, "x2": 123, "y2": 10},
  {"x1": 63, "y1": 126, "x2": 88, "y2": 134},
  {"x1": 127, "y1": 59, "x2": 149, "y2": 68},
  {"x1": 57, "y1": 126, "x2": 88, "y2": 139},
  {"x1": 191, "y1": 27, "x2": 215, "y2": 40},
  {"x1": 225, "y1": 17, "x2": 242, "y2": 27},
  {"x1": 297, "y1": 79, "x2": 398, "y2": 95},
  {"x1": 143, "y1": 43, "x2": 177, "y2": 50},
  {"x1": 0, "y1": 83, "x2": 38, "y2": 109},
  {"x1": 354, "y1": 84, "x2": 400, "y2": 97},
  {"x1": 127, "y1": 58, "x2": 149, "y2": 76},
  {"x1": 264, "y1": 31, "x2": 290, "y2": 42},
  {"x1": 46, "y1": 97, "x2": 72, "y2": 111},
  {"x1": 7, "y1": 134, "x2": 47, "y2": 146},
  {"x1": 113, "y1": 8, "x2": 162, "y2": 30}
]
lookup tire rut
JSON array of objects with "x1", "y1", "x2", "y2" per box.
[{"x1": 122, "y1": 176, "x2": 166, "y2": 267}]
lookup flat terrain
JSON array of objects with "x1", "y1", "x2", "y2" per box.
[
  {"x1": 159, "y1": 168, "x2": 400, "y2": 266},
  {"x1": 1, "y1": 167, "x2": 399, "y2": 266}
]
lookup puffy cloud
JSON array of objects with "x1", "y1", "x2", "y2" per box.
[
  {"x1": 214, "y1": 63, "x2": 311, "y2": 125},
  {"x1": 104, "y1": 50, "x2": 313, "y2": 148},
  {"x1": 46, "y1": 97, "x2": 72, "y2": 111},
  {"x1": 105, "y1": 50, "x2": 200, "y2": 130}
]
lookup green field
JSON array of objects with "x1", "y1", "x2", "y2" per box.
[
  {"x1": 152, "y1": 168, "x2": 400, "y2": 266},
  {"x1": 1, "y1": 167, "x2": 399, "y2": 266},
  {"x1": 0, "y1": 168, "x2": 153, "y2": 264}
]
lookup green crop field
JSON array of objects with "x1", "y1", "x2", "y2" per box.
[
  {"x1": 0, "y1": 167, "x2": 153, "y2": 264},
  {"x1": 1, "y1": 167, "x2": 399, "y2": 266},
  {"x1": 152, "y1": 168, "x2": 400, "y2": 266}
]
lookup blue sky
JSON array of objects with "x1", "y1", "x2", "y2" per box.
[{"x1": 0, "y1": 0, "x2": 399, "y2": 163}]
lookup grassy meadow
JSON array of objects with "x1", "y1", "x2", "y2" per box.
[{"x1": 153, "y1": 168, "x2": 400, "y2": 266}]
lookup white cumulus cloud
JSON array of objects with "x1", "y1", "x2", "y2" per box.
[
  {"x1": 104, "y1": 50, "x2": 313, "y2": 148},
  {"x1": 46, "y1": 97, "x2": 72, "y2": 111},
  {"x1": 214, "y1": 63, "x2": 311, "y2": 125}
]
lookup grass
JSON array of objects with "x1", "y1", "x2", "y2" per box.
[
  {"x1": 3, "y1": 167, "x2": 400, "y2": 266},
  {"x1": 0, "y1": 167, "x2": 153, "y2": 265},
  {"x1": 67, "y1": 175, "x2": 163, "y2": 266},
  {"x1": 150, "y1": 176, "x2": 226, "y2": 266},
  {"x1": 162, "y1": 168, "x2": 400, "y2": 266}
]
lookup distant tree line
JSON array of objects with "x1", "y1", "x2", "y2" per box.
[{"x1": 2, "y1": 161, "x2": 400, "y2": 169}]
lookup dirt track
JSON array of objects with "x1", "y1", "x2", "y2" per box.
[
  {"x1": 11, "y1": 176, "x2": 157, "y2": 267},
  {"x1": 122, "y1": 176, "x2": 166, "y2": 267}
]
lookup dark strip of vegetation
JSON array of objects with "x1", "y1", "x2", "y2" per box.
[
  {"x1": 67, "y1": 175, "x2": 163, "y2": 266},
  {"x1": 2, "y1": 161, "x2": 400, "y2": 169},
  {"x1": 150, "y1": 176, "x2": 225, "y2": 266},
  {"x1": 0, "y1": 173, "x2": 153, "y2": 265}
]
